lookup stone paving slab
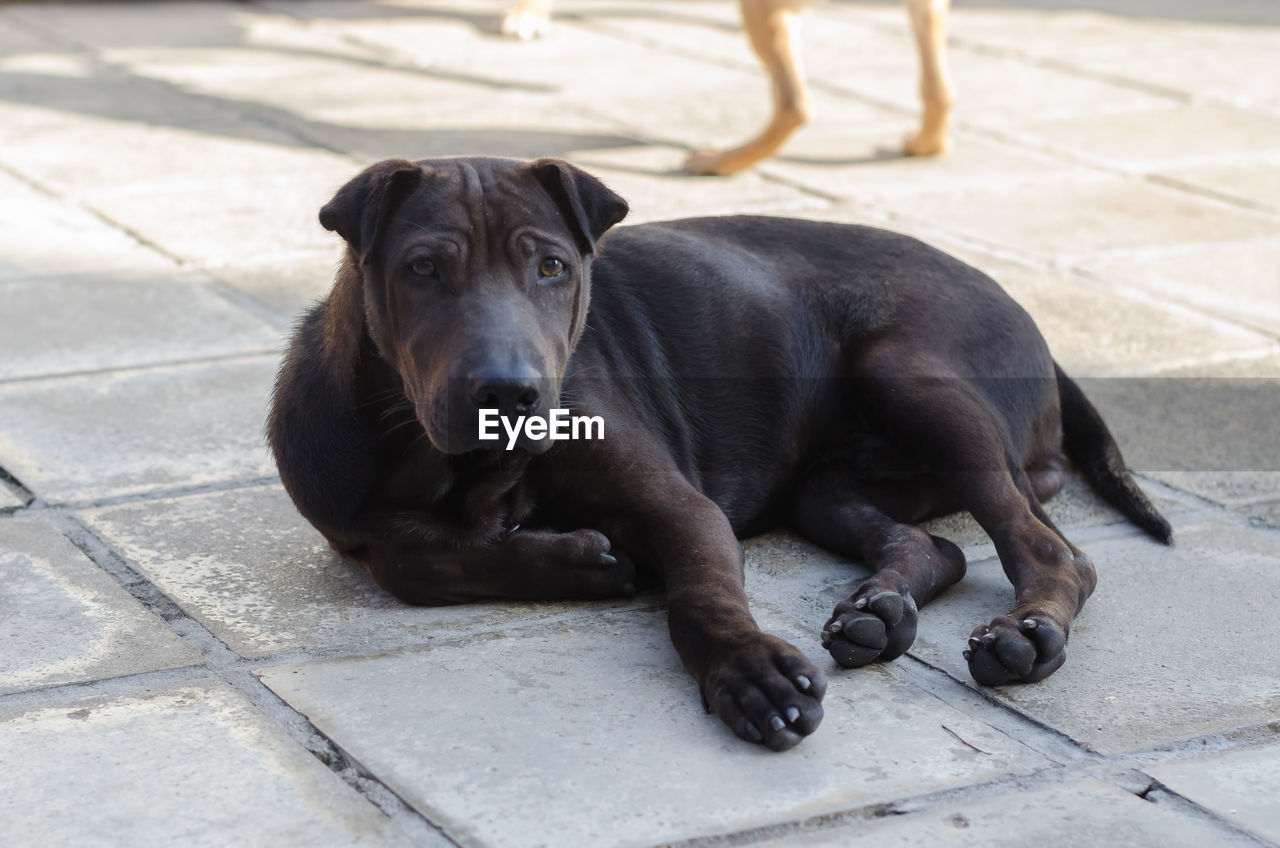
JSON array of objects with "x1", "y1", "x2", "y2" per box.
[
  {"x1": 0, "y1": 0, "x2": 276, "y2": 51},
  {"x1": 0, "y1": 357, "x2": 278, "y2": 503},
  {"x1": 1240, "y1": 500, "x2": 1280, "y2": 528},
  {"x1": 1150, "y1": 742, "x2": 1280, "y2": 844},
  {"x1": 1082, "y1": 239, "x2": 1280, "y2": 337},
  {"x1": 0, "y1": 515, "x2": 200, "y2": 694},
  {"x1": 572, "y1": 145, "x2": 831, "y2": 223},
  {"x1": 755, "y1": 778, "x2": 1257, "y2": 848},
  {"x1": 814, "y1": 23, "x2": 1175, "y2": 128},
  {"x1": 79, "y1": 484, "x2": 647, "y2": 659},
  {"x1": 874, "y1": 172, "x2": 1280, "y2": 261},
  {"x1": 942, "y1": 8, "x2": 1280, "y2": 111},
  {"x1": 900, "y1": 520, "x2": 1280, "y2": 753},
  {"x1": 0, "y1": 486, "x2": 23, "y2": 511},
  {"x1": 0, "y1": 272, "x2": 280, "y2": 381},
  {"x1": 259, "y1": 607, "x2": 1049, "y2": 848},
  {"x1": 765, "y1": 133, "x2": 1068, "y2": 204},
  {"x1": 1162, "y1": 158, "x2": 1280, "y2": 213},
  {"x1": 1008, "y1": 105, "x2": 1280, "y2": 172},
  {"x1": 215, "y1": 251, "x2": 339, "y2": 323},
  {"x1": 0, "y1": 169, "x2": 178, "y2": 283},
  {"x1": 0, "y1": 679, "x2": 415, "y2": 847}
]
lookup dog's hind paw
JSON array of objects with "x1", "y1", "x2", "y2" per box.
[
  {"x1": 902, "y1": 128, "x2": 951, "y2": 157},
  {"x1": 964, "y1": 614, "x2": 1066, "y2": 685},
  {"x1": 822, "y1": 581, "x2": 918, "y2": 668},
  {"x1": 703, "y1": 634, "x2": 827, "y2": 751},
  {"x1": 501, "y1": 9, "x2": 551, "y2": 40}
]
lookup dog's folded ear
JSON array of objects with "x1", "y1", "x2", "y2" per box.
[
  {"x1": 320, "y1": 159, "x2": 425, "y2": 261},
  {"x1": 530, "y1": 158, "x2": 629, "y2": 254}
]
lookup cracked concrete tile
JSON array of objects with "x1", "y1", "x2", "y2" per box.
[
  {"x1": 0, "y1": 679, "x2": 416, "y2": 847},
  {"x1": 0, "y1": 516, "x2": 200, "y2": 694},
  {"x1": 1150, "y1": 743, "x2": 1280, "y2": 844},
  {"x1": 0, "y1": 272, "x2": 280, "y2": 381},
  {"x1": 903, "y1": 521, "x2": 1280, "y2": 753},
  {"x1": 259, "y1": 608, "x2": 1047, "y2": 848},
  {"x1": 754, "y1": 778, "x2": 1256, "y2": 848},
  {"x1": 0, "y1": 357, "x2": 278, "y2": 503},
  {"x1": 79, "y1": 484, "x2": 644, "y2": 658}
]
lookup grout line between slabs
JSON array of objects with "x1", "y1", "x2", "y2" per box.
[{"x1": 22, "y1": 509, "x2": 463, "y2": 847}]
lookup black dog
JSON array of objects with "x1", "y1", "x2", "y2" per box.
[{"x1": 270, "y1": 156, "x2": 1171, "y2": 751}]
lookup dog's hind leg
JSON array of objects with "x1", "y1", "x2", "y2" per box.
[
  {"x1": 902, "y1": 0, "x2": 953, "y2": 155},
  {"x1": 686, "y1": 0, "x2": 811, "y2": 175},
  {"x1": 854, "y1": 353, "x2": 1098, "y2": 686},
  {"x1": 790, "y1": 461, "x2": 967, "y2": 668}
]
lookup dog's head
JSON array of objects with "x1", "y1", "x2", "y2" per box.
[{"x1": 320, "y1": 156, "x2": 628, "y2": 454}]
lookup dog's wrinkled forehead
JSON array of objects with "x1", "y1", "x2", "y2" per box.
[
  {"x1": 320, "y1": 155, "x2": 629, "y2": 264},
  {"x1": 387, "y1": 158, "x2": 575, "y2": 249}
]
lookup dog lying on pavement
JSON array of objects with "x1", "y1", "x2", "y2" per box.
[
  {"x1": 269, "y1": 155, "x2": 1171, "y2": 750},
  {"x1": 501, "y1": 0, "x2": 955, "y2": 175}
]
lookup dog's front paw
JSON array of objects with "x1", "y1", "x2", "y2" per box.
[
  {"x1": 964, "y1": 614, "x2": 1066, "y2": 685},
  {"x1": 703, "y1": 634, "x2": 827, "y2": 751},
  {"x1": 546, "y1": 528, "x2": 637, "y2": 599},
  {"x1": 822, "y1": 579, "x2": 918, "y2": 668}
]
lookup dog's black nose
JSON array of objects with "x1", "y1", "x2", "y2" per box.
[{"x1": 468, "y1": 367, "x2": 541, "y2": 416}]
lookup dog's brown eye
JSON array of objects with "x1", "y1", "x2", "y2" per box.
[
  {"x1": 538, "y1": 257, "x2": 565, "y2": 278},
  {"x1": 409, "y1": 258, "x2": 436, "y2": 277}
]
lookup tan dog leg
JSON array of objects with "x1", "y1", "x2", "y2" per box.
[
  {"x1": 902, "y1": 0, "x2": 953, "y2": 155},
  {"x1": 502, "y1": 0, "x2": 553, "y2": 40},
  {"x1": 686, "y1": 0, "x2": 812, "y2": 176}
]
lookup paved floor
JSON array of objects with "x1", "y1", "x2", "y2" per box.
[{"x1": 1, "y1": 1, "x2": 1279, "y2": 845}]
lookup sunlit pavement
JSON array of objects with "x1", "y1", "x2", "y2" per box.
[{"x1": 1, "y1": 1, "x2": 1279, "y2": 845}]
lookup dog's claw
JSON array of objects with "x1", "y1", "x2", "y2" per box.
[
  {"x1": 785, "y1": 706, "x2": 801, "y2": 723},
  {"x1": 963, "y1": 649, "x2": 973, "y2": 661},
  {"x1": 745, "y1": 721, "x2": 763, "y2": 742},
  {"x1": 829, "y1": 621, "x2": 843, "y2": 633},
  {"x1": 598, "y1": 553, "x2": 617, "y2": 566},
  {"x1": 795, "y1": 674, "x2": 812, "y2": 691},
  {"x1": 853, "y1": 596, "x2": 868, "y2": 610},
  {"x1": 966, "y1": 614, "x2": 1069, "y2": 685},
  {"x1": 769, "y1": 715, "x2": 786, "y2": 732}
]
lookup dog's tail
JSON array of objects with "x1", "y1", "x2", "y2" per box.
[{"x1": 1055, "y1": 362, "x2": 1172, "y2": 544}]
